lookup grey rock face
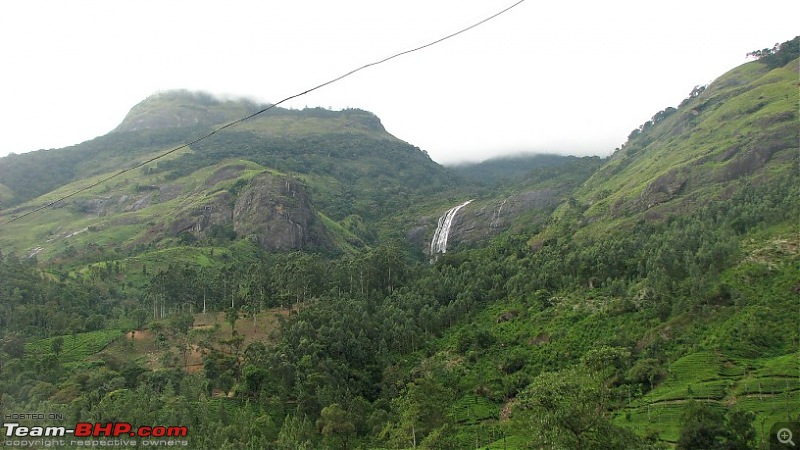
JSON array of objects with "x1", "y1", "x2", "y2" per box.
[
  {"x1": 168, "y1": 172, "x2": 332, "y2": 251},
  {"x1": 233, "y1": 174, "x2": 321, "y2": 251}
]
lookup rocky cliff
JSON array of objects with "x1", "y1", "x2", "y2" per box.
[
  {"x1": 232, "y1": 173, "x2": 331, "y2": 251},
  {"x1": 169, "y1": 171, "x2": 333, "y2": 251},
  {"x1": 411, "y1": 189, "x2": 562, "y2": 255}
]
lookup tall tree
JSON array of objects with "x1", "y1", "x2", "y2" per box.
[
  {"x1": 520, "y1": 367, "x2": 645, "y2": 449},
  {"x1": 317, "y1": 403, "x2": 356, "y2": 450}
]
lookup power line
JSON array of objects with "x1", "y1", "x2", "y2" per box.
[{"x1": 1, "y1": 0, "x2": 526, "y2": 227}]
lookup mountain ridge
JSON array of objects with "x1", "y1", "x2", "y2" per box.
[
  {"x1": 112, "y1": 90, "x2": 266, "y2": 133},
  {"x1": 0, "y1": 92, "x2": 458, "y2": 257},
  {"x1": 0, "y1": 41, "x2": 798, "y2": 448},
  {"x1": 0, "y1": 91, "x2": 407, "y2": 209}
]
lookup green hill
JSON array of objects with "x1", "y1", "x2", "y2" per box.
[
  {"x1": 0, "y1": 90, "x2": 458, "y2": 258},
  {"x1": 418, "y1": 51, "x2": 799, "y2": 447},
  {"x1": 448, "y1": 153, "x2": 588, "y2": 185},
  {"x1": 0, "y1": 39, "x2": 797, "y2": 449},
  {"x1": 574, "y1": 56, "x2": 797, "y2": 227}
]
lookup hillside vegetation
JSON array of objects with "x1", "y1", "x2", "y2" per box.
[
  {"x1": 0, "y1": 39, "x2": 798, "y2": 449},
  {"x1": 0, "y1": 92, "x2": 457, "y2": 259}
]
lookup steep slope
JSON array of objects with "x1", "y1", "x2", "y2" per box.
[
  {"x1": 569, "y1": 57, "x2": 798, "y2": 231},
  {"x1": 0, "y1": 183, "x2": 13, "y2": 208},
  {"x1": 0, "y1": 91, "x2": 258, "y2": 206},
  {"x1": 0, "y1": 91, "x2": 456, "y2": 257},
  {"x1": 0, "y1": 90, "x2": 454, "y2": 215},
  {"x1": 149, "y1": 105, "x2": 454, "y2": 224},
  {"x1": 0, "y1": 158, "x2": 339, "y2": 258},
  {"x1": 112, "y1": 90, "x2": 261, "y2": 133},
  {"x1": 405, "y1": 155, "x2": 603, "y2": 256},
  {"x1": 0, "y1": 42, "x2": 797, "y2": 450},
  {"x1": 407, "y1": 53, "x2": 799, "y2": 447}
]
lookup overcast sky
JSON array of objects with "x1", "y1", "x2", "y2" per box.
[{"x1": 0, "y1": 1, "x2": 797, "y2": 164}]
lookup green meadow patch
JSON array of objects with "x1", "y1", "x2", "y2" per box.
[{"x1": 25, "y1": 329, "x2": 123, "y2": 365}]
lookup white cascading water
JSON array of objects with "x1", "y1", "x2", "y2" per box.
[
  {"x1": 430, "y1": 200, "x2": 473, "y2": 255},
  {"x1": 490, "y1": 197, "x2": 510, "y2": 231}
]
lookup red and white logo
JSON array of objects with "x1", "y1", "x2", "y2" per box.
[{"x1": 4, "y1": 422, "x2": 188, "y2": 438}]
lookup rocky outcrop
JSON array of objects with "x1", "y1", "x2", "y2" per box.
[
  {"x1": 113, "y1": 90, "x2": 261, "y2": 133},
  {"x1": 168, "y1": 172, "x2": 333, "y2": 251},
  {"x1": 414, "y1": 189, "x2": 561, "y2": 254},
  {"x1": 634, "y1": 168, "x2": 688, "y2": 211},
  {"x1": 169, "y1": 192, "x2": 234, "y2": 236},
  {"x1": 452, "y1": 190, "x2": 560, "y2": 244},
  {"x1": 232, "y1": 174, "x2": 330, "y2": 251}
]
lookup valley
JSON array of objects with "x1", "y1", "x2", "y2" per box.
[{"x1": 0, "y1": 38, "x2": 798, "y2": 449}]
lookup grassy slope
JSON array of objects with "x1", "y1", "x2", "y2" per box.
[
  {"x1": 0, "y1": 154, "x2": 264, "y2": 258},
  {"x1": 0, "y1": 92, "x2": 453, "y2": 261},
  {"x1": 569, "y1": 60, "x2": 799, "y2": 444},
  {"x1": 24, "y1": 329, "x2": 124, "y2": 367},
  {"x1": 24, "y1": 309, "x2": 287, "y2": 374},
  {"x1": 417, "y1": 229, "x2": 799, "y2": 448},
  {"x1": 617, "y1": 230, "x2": 800, "y2": 444},
  {"x1": 1, "y1": 56, "x2": 796, "y2": 448},
  {"x1": 575, "y1": 60, "x2": 797, "y2": 224},
  {"x1": 411, "y1": 59, "x2": 800, "y2": 447},
  {"x1": 0, "y1": 182, "x2": 14, "y2": 205},
  {"x1": 0, "y1": 153, "x2": 370, "y2": 264}
]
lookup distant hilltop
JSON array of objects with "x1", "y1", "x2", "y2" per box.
[{"x1": 112, "y1": 90, "x2": 268, "y2": 133}]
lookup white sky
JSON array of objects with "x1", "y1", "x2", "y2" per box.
[{"x1": 0, "y1": 1, "x2": 797, "y2": 164}]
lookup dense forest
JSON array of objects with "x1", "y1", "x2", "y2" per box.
[
  {"x1": 1, "y1": 165, "x2": 796, "y2": 448},
  {"x1": 1, "y1": 38, "x2": 798, "y2": 449}
]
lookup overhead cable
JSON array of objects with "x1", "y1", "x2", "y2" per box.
[{"x1": 1, "y1": 0, "x2": 526, "y2": 227}]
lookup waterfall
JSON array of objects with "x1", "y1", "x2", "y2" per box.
[
  {"x1": 490, "y1": 196, "x2": 510, "y2": 231},
  {"x1": 430, "y1": 200, "x2": 473, "y2": 255}
]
